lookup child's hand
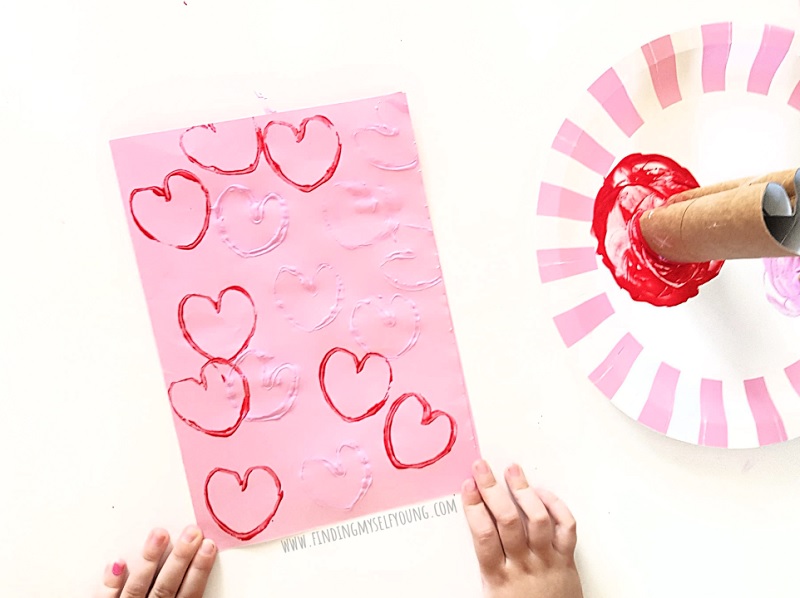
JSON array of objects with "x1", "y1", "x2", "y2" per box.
[
  {"x1": 462, "y1": 461, "x2": 583, "y2": 598},
  {"x1": 96, "y1": 525, "x2": 217, "y2": 598}
]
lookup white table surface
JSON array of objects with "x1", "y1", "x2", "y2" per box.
[{"x1": 3, "y1": 1, "x2": 800, "y2": 596}]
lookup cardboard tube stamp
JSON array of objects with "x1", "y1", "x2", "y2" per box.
[
  {"x1": 639, "y1": 169, "x2": 800, "y2": 263},
  {"x1": 668, "y1": 168, "x2": 799, "y2": 204}
]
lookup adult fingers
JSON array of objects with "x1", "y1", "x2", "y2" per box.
[
  {"x1": 535, "y1": 487, "x2": 578, "y2": 556},
  {"x1": 148, "y1": 525, "x2": 204, "y2": 598},
  {"x1": 471, "y1": 460, "x2": 529, "y2": 560},
  {"x1": 504, "y1": 464, "x2": 555, "y2": 553},
  {"x1": 95, "y1": 560, "x2": 128, "y2": 598},
  {"x1": 461, "y1": 477, "x2": 505, "y2": 577},
  {"x1": 120, "y1": 529, "x2": 170, "y2": 598},
  {"x1": 176, "y1": 539, "x2": 217, "y2": 598}
]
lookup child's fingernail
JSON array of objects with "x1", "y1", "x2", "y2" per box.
[
  {"x1": 147, "y1": 528, "x2": 168, "y2": 549},
  {"x1": 474, "y1": 459, "x2": 489, "y2": 475},
  {"x1": 199, "y1": 538, "x2": 216, "y2": 556},
  {"x1": 181, "y1": 525, "x2": 200, "y2": 544},
  {"x1": 462, "y1": 478, "x2": 477, "y2": 493},
  {"x1": 508, "y1": 464, "x2": 522, "y2": 477},
  {"x1": 111, "y1": 561, "x2": 125, "y2": 576}
]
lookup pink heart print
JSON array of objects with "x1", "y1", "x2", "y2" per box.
[
  {"x1": 129, "y1": 169, "x2": 211, "y2": 250},
  {"x1": 231, "y1": 350, "x2": 299, "y2": 422},
  {"x1": 204, "y1": 466, "x2": 284, "y2": 541},
  {"x1": 323, "y1": 182, "x2": 403, "y2": 249},
  {"x1": 212, "y1": 184, "x2": 289, "y2": 258},
  {"x1": 168, "y1": 358, "x2": 250, "y2": 437},
  {"x1": 354, "y1": 97, "x2": 419, "y2": 171},
  {"x1": 178, "y1": 285, "x2": 257, "y2": 361},
  {"x1": 300, "y1": 443, "x2": 373, "y2": 511},
  {"x1": 179, "y1": 118, "x2": 262, "y2": 175},
  {"x1": 273, "y1": 264, "x2": 343, "y2": 332},
  {"x1": 350, "y1": 294, "x2": 421, "y2": 358},
  {"x1": 380, "y1": 225, "x2": 443, "y2": 291}
]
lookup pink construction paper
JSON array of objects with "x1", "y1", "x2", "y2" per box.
[{"x1": 110, "y1": 92, "x2": 480, "y2": 549}]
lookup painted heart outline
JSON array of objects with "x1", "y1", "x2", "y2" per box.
[
  {"x1": 179, "y1": 119, "x2": 263, "y2": 175},
  {"x1": 230, "y1": 350, "x2": 299, "y2": 422},
  {"x1": 129, "y1": 169, "x2": 211, "y2": 250},
  {"x1": 178, "y1": 285, "x2": 257, "y2": 361},
  {"x1": 323, "y1": 181, "x2": 402, "y2": 250},
  {"x1": 350, "y1": 294, "x2": 421, "y2": 359},
  {"x1": 168, "y1": 358, "x2": 250, "y2": 437},
  {"x1": 383, "y1": 392, "x2": 457, "y2": 470},
  {"x1": 300, "y1": 443, "x2": 373, "y2": 511},
  {"x1": 262, "y1": 115, "x2": 342, "y2": 193},
  {"x1": 212, "y1": 184, "x2": 289, "y2": 258},
  {"x1": 204, "y1": 466, "x2": 284, "y2": 541},
  {"x1": 273, "y1": 264, "x2": 344, "y2": 333},
  {"x1": 353, "y1": 97, "x2": 419, "y2": 171},
  {"x1": 318, "y1": 347, "x2": 393, "y2": 423},
  {"x1": 380, "y1": 225, "x2": 443, "y2": 291}
]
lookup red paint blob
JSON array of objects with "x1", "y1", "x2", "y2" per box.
[{"x1": 592, "y1": 153, "x2": 724, "y2": 306}]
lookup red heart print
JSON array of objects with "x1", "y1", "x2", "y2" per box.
[
  {"x1": 204, "y1": 466, "x2": 284, "y2": 541},
  {"x1": 178, "y1": 285, "x2": 257, "y2": 361},
  {"x1": 318, "y1": 347, "x2": 393, "y2": 423},
  {"x1": 383, "y1": 393, "x2": 457, "y2": 469},
  {"x1": 129, "y1": 169, "x2": 211, "y2": 250},
  {"x1": 262, "y1": 115, "x2": 342, "y2": 193},
  {"x1": 168, "y1": 358, "x2": 250, "y2": 437},
  {"x1": 179, "y1": 119, "x2": 262, "y2": 175}
]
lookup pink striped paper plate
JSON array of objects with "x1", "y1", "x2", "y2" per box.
[{"x1": 536, "y1": 24, "x2": 800, "y2": 448}]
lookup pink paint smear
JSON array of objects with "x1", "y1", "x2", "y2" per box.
[{"x1": 764, "y1": 257, "x2": 800, "y2": 316}]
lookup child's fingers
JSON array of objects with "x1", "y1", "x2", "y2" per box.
[
  {"x1": 461, "y1": 478, "x2": 505, "y2": 577},
  {"x1": 176, "y1": 538, "x2": 217, "y2": 598},
  {"x1": 534, "y1": 487, "x2": 578, "y2": 556},
  {"x1": 148, "y1": 525, "x2": 204, "y2": 598},
  {"x1": 471, "y1": 460, "x2": 530, "y2": 560},
  {"x1": 119, "y1": 528, "x2": 170, "y2": 598},
  {"x1": 504, "y1": 464, "x2": 555, "y2": 553},
  {"x1": 95, "y1": 560, "x2": 127, "y2": 598}
]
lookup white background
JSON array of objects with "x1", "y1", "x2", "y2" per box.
[{"x1": 2, "y1": 1, "x2": 800, "y2": 596}]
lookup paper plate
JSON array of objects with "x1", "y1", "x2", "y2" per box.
[{"x1": 535, "y1": 23, "x2": 800, "y2": 448}]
